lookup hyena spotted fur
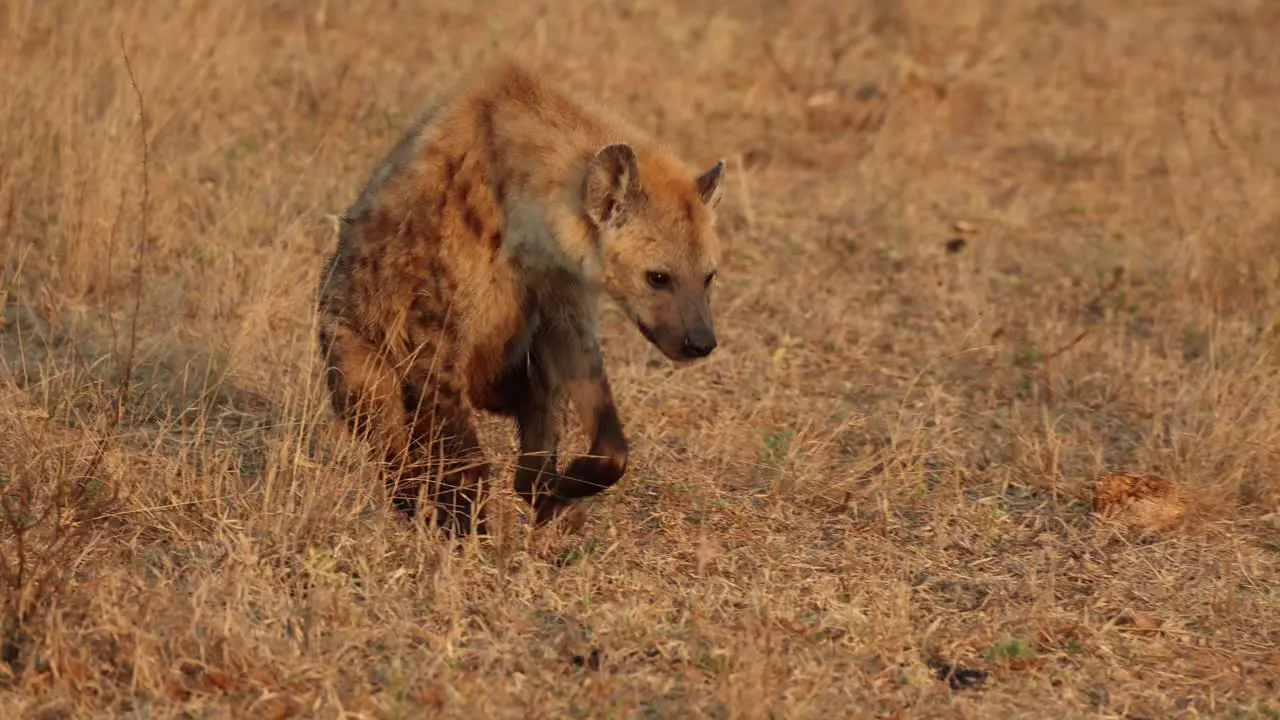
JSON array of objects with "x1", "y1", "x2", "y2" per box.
[{"x1": 316, "y1": 58, "x2": 726, "y2": 536}]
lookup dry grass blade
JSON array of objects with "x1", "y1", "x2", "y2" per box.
[{"x1": 114, "y1": 34, "x2": 150, "y2": 427}]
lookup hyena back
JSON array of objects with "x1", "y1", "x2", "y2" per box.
[{"x1": 316, "y1": 59, "x2": 726, "y2": 536}]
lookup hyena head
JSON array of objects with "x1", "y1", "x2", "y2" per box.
[{"x1": 581, "y1": 142, "x2": 725, "y2": 362}]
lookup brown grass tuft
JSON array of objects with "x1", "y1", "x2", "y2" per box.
[{"x1": 2, "y1": 0, "x2": 1279, "y2": 716}]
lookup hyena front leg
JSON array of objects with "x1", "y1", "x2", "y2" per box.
[
  {"x1": 530, "y1": 322, "x2": 629, "y2": 525},
  {"x1": 401, "y1": 368, "x2": 492, "y2": 538},
  {"x1": 504, "y1": 350, "x2": 565, "y2": 524}
]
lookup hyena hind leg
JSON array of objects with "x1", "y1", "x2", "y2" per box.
[
  {"x1": 319, "y1": 321, "x2": 489, "y2": 537},
  {"x1": 401, "y1": 372, "x2": 493, "y2": 538},
  {"x1": 318, "y1": 320, "x2": 413, "y2": 466}
]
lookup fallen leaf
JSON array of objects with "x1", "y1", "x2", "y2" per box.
[
  {"x1": 771, "y1": 346, "x2": 787, "y2": 367},
  {"x1": 55, "y1": 658, "x2": 91, "y2": 685},
  {"x1": 1114, "y1": 611, "x2": 1163, "y2": 633},
  {"x1": 257, "y1": 695, "x2": 304, "y2": 720},
  {"x1": 163, "y1": 680, "x2": 192, "y2": 701},
  {"x1": 203, "y1": 669, "x2": 238, "y2": 692},
  {"x1": 1093, "y1": 472, "x2": 1190, "y2": 532}
]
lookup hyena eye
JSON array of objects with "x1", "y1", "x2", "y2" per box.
[{"x1": 646, "y1": 271, "x2": 672, "y2": 290}]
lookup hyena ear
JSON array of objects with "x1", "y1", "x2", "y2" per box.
[
  {"x1": 695, "y1": 159, "x2": 726, "y2": 208},
  {"x1": 583, "y1": 143, "x2": 640, "y2": 229}
]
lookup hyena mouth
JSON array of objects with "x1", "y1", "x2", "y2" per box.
[{"x1": 636, "y1": 321, "x2": 659, "y2": 346}]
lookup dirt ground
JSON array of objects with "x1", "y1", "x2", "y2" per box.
[{"x1": 1, "y1": 0, "x2": 1278, "y2": 717}]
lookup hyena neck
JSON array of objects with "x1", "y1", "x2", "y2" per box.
[{"x1": 499, "y1": 195, "x2": 605, "y2": 297}]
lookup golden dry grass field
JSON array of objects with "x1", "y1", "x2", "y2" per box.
[{"x1": 2, "y1": 0, "x2": 1279, "y2": 717}]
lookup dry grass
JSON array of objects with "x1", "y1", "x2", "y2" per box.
[{"x1": 2, "y1": 0, "x2": 1279, "y2": 717}]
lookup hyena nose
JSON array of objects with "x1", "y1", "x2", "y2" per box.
[{"x1": 681, "y1": 328, "x2": 718, "y2": 358}]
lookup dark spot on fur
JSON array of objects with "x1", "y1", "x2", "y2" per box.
[
  {"x1": 401, "y1": 380, "x2": 424, "y2": 419},
  {"x1": 478, "y1": 99, "x2": 497, "y2": 150},
  {"x1": 478, "y1": 101, "x2": 503, "y2": 204},
  {"x1": 453, "y1": 172, "x2": 472, "y2": 202},
  {"x1": 412, "y1": 292, "x2": 443, "y2": 326},
  {"x1": 462, "y1": 204, "x2": 486, "y2": 239},
  {"x1": 432, "y1": 186, "x2": 448, "y2": 216},
  {"x1": 417, "y1": 306, "x2": 442, "y2": 327}
]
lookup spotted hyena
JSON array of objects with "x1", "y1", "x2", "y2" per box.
[{"x1": 316, "y1": 58, "x2": 726, "y2": 536}]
